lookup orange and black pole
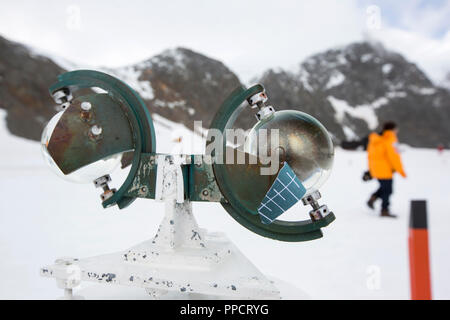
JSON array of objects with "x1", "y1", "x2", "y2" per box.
[{"x1": 408, "y1": 200, "x2": 432, "y2": 300}]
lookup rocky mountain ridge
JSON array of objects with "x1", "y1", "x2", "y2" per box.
[
  {"x1": 0, "y1": 34, "x2": 449, "y2": 148},
  {"x1": 257, "y1": 42, "x2": 450, "y2": 147}
]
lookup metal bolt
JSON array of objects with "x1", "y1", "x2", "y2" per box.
[
  {"x1": 80, "y1": 102, "x2": 93, "y2": 121},
  {"x1": 90, "y1": 125, "x2": 102, "y2": 136},
  {"x1": 81, "y1": 102, "x2": 92, "y2": 111},
  {"x1": 202, "y1": 189, "x2": 209, "y2": 196}
]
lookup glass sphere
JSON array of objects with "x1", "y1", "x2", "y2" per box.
[
  {"x1": 41, "y1": 111, "x2": 121, "y2": 184},
  {"x1": 245, "y1": 110, "x2": 334, "y2": 193}
]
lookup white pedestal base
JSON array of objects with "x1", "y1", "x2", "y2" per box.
[{"x1": 41, "y1": 200, "x2": 280, "y2": 300}]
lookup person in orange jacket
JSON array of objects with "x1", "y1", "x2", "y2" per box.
[{"x1": 367, "y1": 122, "x2": 407, "y2": 217}]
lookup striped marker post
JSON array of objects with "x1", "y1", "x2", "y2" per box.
[{"x1": 408, "y1": 200, "x2": 432, "y2": 300}]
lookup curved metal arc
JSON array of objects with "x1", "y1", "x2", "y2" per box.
[
  {"x1": 49, "y1": 70, "x2": 156, "y2": 209},
  {"x1": 209, "y1": 84, "x2": 330, "y2": 242},
  {"x1": 221, "y1": 201, "x2": 329, "y2": 242},
  {"x1": 50, "y1": 70, "x2": 155, "y2": 152}
]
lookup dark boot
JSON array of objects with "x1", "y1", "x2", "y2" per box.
[
  {"x1": 367, "y1": 195, "x2": 377, "y2": 209},
  {"x1": 381, "y1": 209, "x2": 397, "y2": 218}
]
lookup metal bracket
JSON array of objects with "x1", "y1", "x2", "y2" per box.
[
  {"x1": 301, "y1": 190, "x2": 331, "y2": 221},
  {"x1": 94, "y1": 175, "x2": 116, "y2": 201},
  {"x1": 247, "y1": 90, "x2": 275, "y2": 121},
  {"x1": 247, "y1": 91, "x2": 268, "y2": 108},
  {"x1": 255, "y1": 105, "x2": 275, "y2": 121},
  {"x1": 52, "y1": 87, "x2": 73, "y2": 111}
]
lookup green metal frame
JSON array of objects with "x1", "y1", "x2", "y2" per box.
[
  {"x1": 48, "y1": 71, "x2": 334, "y2": 242},
  {"x1": 49, "y1": 70, "x2": 156, "y2": 209}
]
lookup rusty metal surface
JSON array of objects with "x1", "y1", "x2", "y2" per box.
[
  {"x1": 188, "y1": 155, "x2": 224, "y2": 202},
  {"x1": 125, "y1": 154, "x2": 224, "y2": 202},
  {"x1": 47, "y1": 93, "x2": 134, "y2": 174},
  {"x1": 124, "y1": 153, "x2": 158, "y2": 199}
]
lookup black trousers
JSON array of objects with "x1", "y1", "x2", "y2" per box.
[{"x1": 372, "y1": 179, "x2": 393, "y2": 210}]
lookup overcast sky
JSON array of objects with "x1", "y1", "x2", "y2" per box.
[{"x1": 0, "y1": 0, "x2": 449, "y2": 83}]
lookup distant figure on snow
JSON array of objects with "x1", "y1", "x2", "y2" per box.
[
  {"x1": 366, "y1": 122, "x2": 407, "y2": 218},
  {"x1": 437, "y1": 144, "x2": 444, "y2": 155}
]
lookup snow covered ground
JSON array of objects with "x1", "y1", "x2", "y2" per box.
[{"x1": 0, "y1": 109, "x2": 449, "y2": 299}]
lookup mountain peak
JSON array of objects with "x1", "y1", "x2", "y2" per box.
[
  {"x1": 259, "y1": 41, "x2": 450, "y2": 147},
  {"x1": 112, "y1": 45, "x2": 241, "y2": 130}
]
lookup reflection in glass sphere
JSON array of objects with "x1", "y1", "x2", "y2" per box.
[
  {"x1": 40, "y1": 111, "x2": 122, "y2": 184},
  {"x1": 245, "y1": 110, "x2": 334, "y2": 193}
]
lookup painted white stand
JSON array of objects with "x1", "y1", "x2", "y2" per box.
[{"x1": 40, "y1": 155, "x2": 280, "y2": 300}]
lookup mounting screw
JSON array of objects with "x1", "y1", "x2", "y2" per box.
[
  {"x1": 80, "y1": 101, "x2": 92, "y2": 121},
  {"x1": 81, "y1": 102, "x2": 92, "y2": 111},
  {"x1": 90, "y1": 125, "x2": 102, "y2": 135},
  {"x1": 89, "y1": 125, "x2": 103, "y2": 140}
]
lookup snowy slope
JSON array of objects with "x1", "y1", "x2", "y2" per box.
[{"x1": 0, "y1": 109, "x2": 449, "y2": 299}]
